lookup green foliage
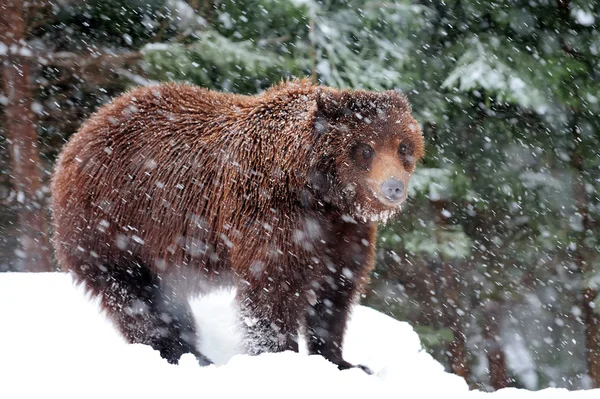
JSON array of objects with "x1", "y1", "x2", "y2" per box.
[
  {"x1": 51, "y1": 0, "x2": 168, "y2": 49},
  {"x1": 142, "y1": 31, "x2": 290, "y2": 92},
  {"x1": 12, "y1": 0, "x2": 600, "y2": 391},
  {"x1": 442, "y1": 35, "x2": 551, "y2": 113},
  {"x1": 415, "y1": 325, "x2": 455, "y2": 350},
  {"x1": 403, "y1": 223, "x2": 472, "y2": 260}
]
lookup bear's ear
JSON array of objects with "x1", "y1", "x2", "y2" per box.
[
  {"x1": 314, "y1": 87, "x2": 351, "y2": 121},
  {"x1": 383, "y1": 90, "x2": 411, "y2": 113}
]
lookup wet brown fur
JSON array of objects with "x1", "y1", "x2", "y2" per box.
[{"x1": 50, "y1": 78, "x2": 424, "y2": 370}]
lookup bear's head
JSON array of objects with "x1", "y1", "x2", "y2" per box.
[{"x1": 311, "y1": 87, "x2": 425, "y2": 223}]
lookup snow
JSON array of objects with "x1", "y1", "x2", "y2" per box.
[
  {"x1": 0, "y1": 272, "x2": 597, "y2": 398},
  {"x1": 572, "y1": 9, "x2": 596, "y2": 27},
  {"x1": 142, "y1": 42, "x2": 173, "y2": 52},
  {"x1": 164, "y1": 0, "x2": 207, "y2": 31},
  {"x1": 409, "y1": 167, "x2": 455, "y2": 201},
  {"x1": 504, "y1": 331, "x2": 538, "y2": 390},
  {"x1": 31, "y1": 102, "x2": 44, "y2": 115},
  {"x1": 8, "y1": 43, "x2": 33, "y2": 57},
  {"x1": 441, "y1": 37, "x2": 550, "y2": 114}
]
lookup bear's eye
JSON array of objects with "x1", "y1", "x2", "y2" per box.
[
  {"x1": 398, "y1": 144, "x2": 407, "y2": 156},
  {"x1": 361, "y1": 144, "x2": 375, "y2": 160}
]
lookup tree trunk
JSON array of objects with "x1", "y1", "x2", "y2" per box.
[
  {"x1": 570, "y1": 117, "x2": 600, "y2": 388},
  {"x1": 555, "y1": 0, "x2": 600, "y2": 386},
  {"x1": 1, "y1": 0, "x2": 53, "y2": 272},
  {"x1": 434, "y1": 200, "x2": 470, "y2": 382},
  {"x1": 441, "y1": 260, "x2": 469, "y2": 380},
  {"x1": 583, "y1": 285, "x2": 600, "y2": 387},
  {"x1": 482, "y1": 300, "x2": 509, "y2": 390}
]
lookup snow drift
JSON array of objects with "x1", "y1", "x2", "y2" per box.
[{"x1": 0, "y1": 273, "x2": 596, "y2": 398}]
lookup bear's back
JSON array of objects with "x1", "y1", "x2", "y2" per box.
[{"x1": 50, "y1": 82, "x2": 318, "y2": 279}]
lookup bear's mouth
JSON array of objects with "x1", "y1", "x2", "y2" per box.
[
  {"x1": 351, "y1": 188, "x2": 404, "y2": 224},
  {"x1": 376, "y1": 193, "x2": 407, "y2": 208},
  {"x1": 354, "y1": 202, "x2": 401, "y2": 224}
]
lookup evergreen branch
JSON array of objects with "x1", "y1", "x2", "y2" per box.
[{"x1": 39, "y1": 51, "x2": 143, "y2": 69}]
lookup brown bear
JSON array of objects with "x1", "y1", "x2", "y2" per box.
[{"x1": 50, "y1": 78, "x2": 424, "y2": 372}]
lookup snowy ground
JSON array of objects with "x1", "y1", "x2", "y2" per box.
[{"x1": 0, "y1": 273, "x2": 596, "y2": 398}]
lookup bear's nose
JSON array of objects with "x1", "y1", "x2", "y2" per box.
[{"x1": 381, "y1": 178, "x2": 405, "y2": 203}]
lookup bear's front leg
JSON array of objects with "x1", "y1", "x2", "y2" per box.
[
  {"x1": 231, "y1": 239, "x2": 306, "y2": 357},
  {"x1": 304, "y1": 220, "x2": 376, "y2": 374}
]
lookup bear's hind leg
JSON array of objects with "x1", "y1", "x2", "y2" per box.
[
  {"x1": 236, "y1": 283, "x2": 302, "y2": 356},
  {"x1": 84, "y1": 261, "x2": 212, "y2": 365}
]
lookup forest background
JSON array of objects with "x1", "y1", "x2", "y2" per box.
[{"x1": 1, "y1": 0, "x2": 599, "y2": 392}]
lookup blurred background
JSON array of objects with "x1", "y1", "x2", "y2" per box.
[{"x1": 1, "y1": 0, "x2": 599, "y2": 391}]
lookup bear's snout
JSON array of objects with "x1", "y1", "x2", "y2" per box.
[{"x1": 381, "y1": 178, "x2": 405, "y2": 203}]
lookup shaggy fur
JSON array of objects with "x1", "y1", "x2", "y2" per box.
[{"x1": 50, "y1": 79, "x2": 424, "y2": 371}]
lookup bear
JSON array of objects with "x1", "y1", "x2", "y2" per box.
[{"x1": 50, "y1": 78, "x2": 424, "y2": 372}]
